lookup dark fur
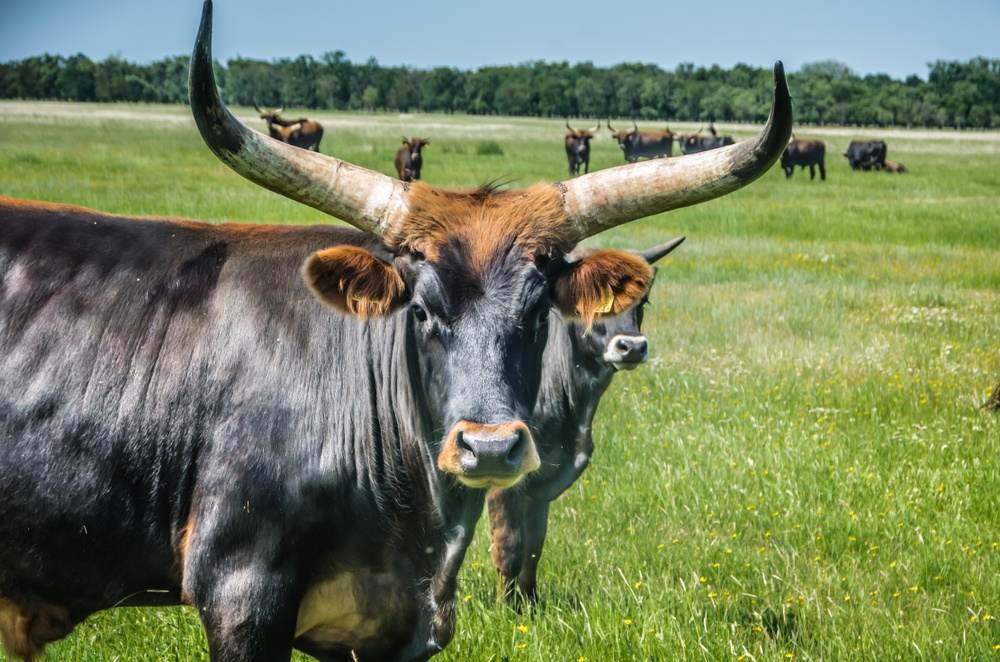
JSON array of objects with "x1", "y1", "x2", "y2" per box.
[
  {"x1": 564, "y1": 122, "x2": 599, "y2": 176},
  {"x1": 843, "y1": 140, "x2": 887, "y2": 171},
  {"x1": 781, "y1": 139, "x2": 827, "y2": 181},
  {"x1": 607, "y1": 122, "x2": 673, "y2": 163},
  {"x1": 395, "y1": 138, "x2": 428, "y2": 181},
  {"x1": 487, "y1": 242, "x2": 676, "y2": 604},
  {"x1": 677, "y1": 132, "x2": 735, "y2": 155},
  {"x1": 0, "y1": 197, "x2": 654, "y2": 661}
]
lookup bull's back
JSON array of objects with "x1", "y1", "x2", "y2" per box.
[{"x1": 0, "y1": 199, "x2": 381, "y2": 607}]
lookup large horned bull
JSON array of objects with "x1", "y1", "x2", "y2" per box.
[{"x1": 0, "y1": 1, "x2": 791, "y2": 661}]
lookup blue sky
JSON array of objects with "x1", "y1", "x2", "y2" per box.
[{"x1": 1, "y1": 0, "x2": 997, "y2": 81}]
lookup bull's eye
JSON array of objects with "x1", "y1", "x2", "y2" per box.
[
  {"x1": 412, "y1": 303, "x2": 428, "y2": 323},
  {"x1": 533, "y1": 307, "x2": 550, "y2": 335}
]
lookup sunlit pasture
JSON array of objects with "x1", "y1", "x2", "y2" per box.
[{"x1": 1, "y1": 101, "x2": 998, "y2": 661}]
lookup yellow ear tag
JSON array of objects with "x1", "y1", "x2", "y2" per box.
[{"x1": 595, "y1": 290, "x2": 615, "y2": 314}]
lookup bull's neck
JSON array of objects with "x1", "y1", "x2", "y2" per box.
[{"x1": 563, "y1": 320, "x2": 617, "y2": 401}]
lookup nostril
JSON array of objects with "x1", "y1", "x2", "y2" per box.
[
  {"x1": 505, "y1": 431, "x2": 526, "y2": 465},
  {"x1": 616, "y1": 338, "x2": 630, "y2": 352},
  {"x1": 456, "y1": 431, "x2": 473, "y2": 455},
  {"x1": 636, "y1": 339, "x2": 648, "y2": 354}
]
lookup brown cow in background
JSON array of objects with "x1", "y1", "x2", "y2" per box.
[
  {"x1": 395, "y1": 137, "x2": 429, "y2": 181},
  {"x1": 256, "y1": 106, "x2": 324, "y2": 152}
]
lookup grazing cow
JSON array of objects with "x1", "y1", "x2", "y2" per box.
[
  {"x1": 843, "y1": 140, "x2": 887, "y2": 171},
  {"x1": 0, "y1": 3, "x2": 793, "y2": 660},
  {"x1": 565, "y1": 120, "x2": 600, "y2": 176},
  {"x1": 394, "y1": 137, "x2": 429, "y2": 181},
  {"x1": 883, "y1": 159, "x2": 907, "y2": 173},
  {"x1": 256, "y1": 105, "x2": 324, "y2": 152},
  {"x1": 488, "y1": 237, "x2": 684, "y2": 605},
  {"x1": 677, "y1": 128, "x2": 736, "y2": 155},
  {"x1": 780, "y1": 138, "x2": 827, "y2": 180},
  {"x1": 607, "y1": 120, "x2": 673, "y2": 162}
]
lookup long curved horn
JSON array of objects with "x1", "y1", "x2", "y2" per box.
[
  {"x1": 188, "y1": 0, "x2": 408, "y2": 236},
  {"x1": 557, "y1": 61, "x2": 792, "y2": 240},
  {"x1": 639, "y1": 236, "x2": 685, "y2": 264}
]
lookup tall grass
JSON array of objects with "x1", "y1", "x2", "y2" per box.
[{"x1": 1, "y1": 102, "x2": 998, "y2": 661}]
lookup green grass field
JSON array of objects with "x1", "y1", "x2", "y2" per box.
[{"x1": 1, "y1": 101, "x2": 999, "y2": 661}]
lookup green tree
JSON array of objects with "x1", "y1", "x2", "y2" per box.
[{"x1": 57, "y1": 53, "x2": 96, "y2": 101}]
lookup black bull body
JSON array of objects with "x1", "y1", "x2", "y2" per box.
[
  {"x1": 0, "y1": 2, "x2": 792, "y2": 660},
  {"x1": 843, "y1": 140, "x2": 887, "y2": 171},
  {"x1": 781, "y1": 139, "x2": 826, "y2": 180},
  {"x1": 608, "y1": 121, "x2": 674, "y2": 162},
  {"x1": 678, "y1": 133, "x2": 736, "y2": 155},
  {"x1": 488, "y1": 238, "x2": 684, "y2": 604},
  {"x1": 564, "y1": 121, "x2": 599, "y2": 176}
]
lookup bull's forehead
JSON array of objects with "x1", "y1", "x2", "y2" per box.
[
  {"x1": 420, "y1": 233, "x2": 550, "y2": 323},
  {"x1": 386, "y1": 182, "x2": 578, "y2": 266}
]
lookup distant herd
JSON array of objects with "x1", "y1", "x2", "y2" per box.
[{"x1": 257, "y1": 109, "x2": 905, "y2": 183}]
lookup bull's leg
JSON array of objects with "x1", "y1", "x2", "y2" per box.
[
  {"x1": 486, "y1": 487, "x2": 526, "y2": 605},
  {"x1": 819, "y1": 162, "x2": 826, "y2": 181},
  {"x1": 188, "y1": 557, "x2": 299, "y2": 661},
  {"x1": 182, "y1": 494, "x2": 300, "y2": 661},
  {"x1": 809, "y1": 164, "x2": 815, "y2": 180},
  {"x1": 514, "y1": 497, "x2": 552, "y2": 603}
]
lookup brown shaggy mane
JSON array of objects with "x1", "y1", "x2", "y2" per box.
[{"x1": 386, "y1": 182, "x2": 578, "y2": 267}]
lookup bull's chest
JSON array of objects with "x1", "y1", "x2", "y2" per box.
[{"x1": 294, "y1": 563, "x2": 422, "y2": 656}]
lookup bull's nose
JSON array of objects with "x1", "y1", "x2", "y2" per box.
[
  {"x1": 456, "y1": 428, "x2": 526, "y2": 473},
  {"x1": 603, "y1": 334, "x2": 649, "y2": 368},
  {"x1": 438, "y1": 420, "x2": 540, "y2": 486}
]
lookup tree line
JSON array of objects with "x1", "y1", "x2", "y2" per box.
[{"x1": 2, "y1": 51, "x2": 998, "y2": 129}]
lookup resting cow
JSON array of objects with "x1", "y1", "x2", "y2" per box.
[
  {"x1": 883, "y1": 159, "x2": 907, "y2": 173},
  {"x1": 781, "y1": 138, "x2": 826, "y2": 180},
  {"x1": 0, "y1": 2, "x2": 793, "y2": 660},
  {"x1": 488, "y1": 237, "x2": 684, "y2": 605},
  {"x1": 395, "y1": 137, "x2": 429, "y2": 181}
]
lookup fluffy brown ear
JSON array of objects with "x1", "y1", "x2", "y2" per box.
[
  {"x1": 303, "y1": 246, "x2": 407, "y2": 317},
  {"x1": 551, "y1": 250, "x2": 653, "y2": 329}
]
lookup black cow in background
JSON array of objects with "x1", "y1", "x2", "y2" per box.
[
  {"x1": 843, "y1": 140, "x2": 887, "y2": 170},
  {"x1": 395, "y1": 137, "x2": 429, "y2": 181},
  {"x1": 488, "y1": 237, "x2": 685, "y2": 605},
  {"x1": 565, "y1": 120, "x2": 600, "y2": 176},
  {"x1": 607, "y1": 120, "x2": 674, "y2": 162},
  {"x1": 781, "y1": 138, "x2": 826, "y2": 180},
  {"x1": 677, "y1": 122, "x2": 735, "y2": 154}
]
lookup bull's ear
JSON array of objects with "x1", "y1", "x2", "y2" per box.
[
  {"x1": 551, "y1": 250, "x2": 653, "y2": 329},
  {"x1": 303, "y1": 246, "x2": 407, "y2": 317}
]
